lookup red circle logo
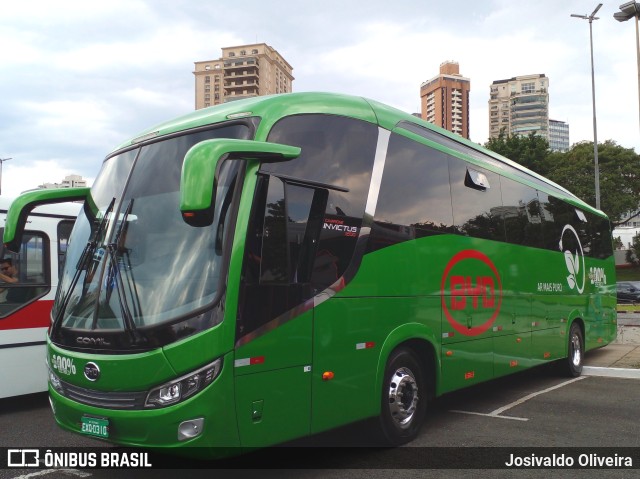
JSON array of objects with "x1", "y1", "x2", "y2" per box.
[{"x1": 440, "y1": 250, "x2": 502, "y2": 336}]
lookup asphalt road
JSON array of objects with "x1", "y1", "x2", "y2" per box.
[{"x1": 1, "y1": 365, "x2": 639, "y2": 479}]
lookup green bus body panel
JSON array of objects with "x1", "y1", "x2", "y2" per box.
[
  {"x1": 48, "y1": 339, "x2": 176, "y2": 391},
  {"x1": 312, "y1": 299, "x2": 440, "y2": 434},
  {"x1": 235, "y1": 366, "x2": 311, "y2": 448},
  {"x1": 233, "y1": 310, "x2": 313, "y2": 447},
  {"x1": 162, "y1": 323, "x2": 232, "y2": 377},
  {"x1": 234, "y1": 310, "x2": 313, "y2": 377},
  {"x1": 49, "y1": 351, "x2": 241, "y2": 452},
  {"x1": 343, "y1": 234, "x2": 616, "y2": 395}
]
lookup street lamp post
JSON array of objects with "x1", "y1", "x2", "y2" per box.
[
  {"x1": 572, "y1": 3, "x2": 603, "y2": 211},
  {"x1": 614, "y1": 1, "x2": 640, "y2": 133},
  {"x1": 0, "y1": 157, "x2": 12, "y2": 196}
]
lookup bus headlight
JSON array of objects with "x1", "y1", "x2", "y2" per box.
[
  {"x1": 145, "y1": 358, "x2": 222, "y2": 408},
  {"x1": 47, "y1": 363, "x2": 64, "y2": 395}
]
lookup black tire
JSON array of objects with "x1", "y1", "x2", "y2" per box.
[
  {"x1": 378, "y1": 347, "x2": 427, "y2": 446},
  {"x1": 562, "y1": 322, "x2": 584, "y2": 377}
]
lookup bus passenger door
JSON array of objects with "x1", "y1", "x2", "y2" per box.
[{"x1": 234, "y1": 175, "x2": 326, "y2": 448}]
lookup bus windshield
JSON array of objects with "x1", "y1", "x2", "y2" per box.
[{"x1": 52, "y1": 124, "x2": 249, "y2": 349}]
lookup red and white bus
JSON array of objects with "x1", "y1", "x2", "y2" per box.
[{"x1": 0, "y1": 197, "x2": 79, "y2": 398}]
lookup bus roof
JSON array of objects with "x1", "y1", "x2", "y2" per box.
[{"x1": 113, "y1": 91, "x2": 604, "y2": 219}]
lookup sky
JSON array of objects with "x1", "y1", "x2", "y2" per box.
[{"x1": 1, "y1": 0, "x2": 639, "y2": 198}]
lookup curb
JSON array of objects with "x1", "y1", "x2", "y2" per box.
[{"x1": 583, "y1": 366, "x2": 640, "y2": 379}]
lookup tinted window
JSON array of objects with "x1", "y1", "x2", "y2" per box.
[
  {"x1": 449, "y1": 155, "x2": 505, "y2": 242},
  {"x1": 237, "y1": 114, "x2": 378, "y2": 340},
  {"x1": 498, "y1": 177, "x2": 544, "y2": 248},
  {"x1": 369, "y1": 133, "x2": 454, "y2": 252},
  {"x1": 538, "y1": 192, "x2": 583, "y2": 253},
  {"x1": 585, "y1": 211, "x2": 613, "y2": 259}
]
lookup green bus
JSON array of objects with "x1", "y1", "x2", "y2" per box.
[{"x1": 4, "y1": 92, "x2": 616, "y2": 455}]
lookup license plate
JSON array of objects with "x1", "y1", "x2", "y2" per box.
[{"x1": 81, "y1": 416, "x2": 109, "y2": 438}]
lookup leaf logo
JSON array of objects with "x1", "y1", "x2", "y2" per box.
[
  {"x1": 564, "y1": 250, "x2": 578, "y2": 290},
  {"x1": 559, "y1": 225, "x2": 585, "y2": 294}
]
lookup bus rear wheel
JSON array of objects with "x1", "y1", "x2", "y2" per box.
[
  {"x1": 561, "y1": 322, "x2": 584, "y2": 377},
  {"x1": 379, "y1": 347, "x2": 427, "y2": 446}
]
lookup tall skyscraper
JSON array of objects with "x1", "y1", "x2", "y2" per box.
[
  {"x1": 194, "y1": 43, "x2": 294, "y2": 109},
  {"x1": 419, "y1": 61, "x2": 470, "y2": 139},
  {"x1": 489, "y1": 74, "x2": 549, "y2": 141}
]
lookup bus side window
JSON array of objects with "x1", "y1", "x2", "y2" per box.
[
  {"x1": 499, "y1": 176, "x2": 544, "y2": 248},
  {"x1": 449, "y1": 155, "x2": 505, "y2": 242},
  {"x1": 0, "y1": 231, "x2": 50, "y2": 317},
  {"x1": 368, "y1": 132, "x2": 454, "y2": 253},
  {"x1": 586, "y1": 212, "x2": 613, "y2": 259}
]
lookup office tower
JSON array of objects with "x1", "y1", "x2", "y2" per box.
[
  {"x1": 194, "y1": 43, "x2": 294, "y2": 109},
  {"x1": 549, "y1": 119, "x2": 570, "y2": 152},
  {"x1": 420, "y1": 61, "x2": 470, "y2": 139}
]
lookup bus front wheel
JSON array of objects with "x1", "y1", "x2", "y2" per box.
[{"x1": 379, "y1": 347, "x2": 427, "y2": 446}]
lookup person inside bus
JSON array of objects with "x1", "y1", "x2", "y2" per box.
[{"x1": 0, "y1": 257, "x2": 29, "y2": 304}]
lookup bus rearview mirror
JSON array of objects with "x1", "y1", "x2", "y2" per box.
[
  {"x1": 3, "y1": 187, "x2": 91, "y2": 253},
  {"x1": 180, "y1": 138, "x2": 301, "y2": 227}
]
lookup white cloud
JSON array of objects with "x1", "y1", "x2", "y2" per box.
[
  {"x1": 1, "y1": 160, "x2": 93, "y2": 198},
  {"x1": 0, "y1": 0, "x2": 638, "y2": 200}
]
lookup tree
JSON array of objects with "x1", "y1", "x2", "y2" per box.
[
  {"x1": 542, "y1": 141, "x2": 640, "y2": 223},
  {"x1": 485, "y1": 134, "x2": 640, "y2": 223},
  {"x1": 484, "y1": 130, "x2": 551, "y2": 174}
]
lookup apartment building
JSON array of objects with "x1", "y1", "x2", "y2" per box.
[
  {"x1": 489, "y1": 74, "x2": 549, "y2": 141},
  {"x1": 419, "y1": 61, "x2": 470, "y2": 139},
  {"x1": 194, "y1": 43, "x2": 294, "y2": 109}
]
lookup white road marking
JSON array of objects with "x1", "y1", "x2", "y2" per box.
[{"x1": 450, "y1": 376, "x2": 587, "y2": 421}]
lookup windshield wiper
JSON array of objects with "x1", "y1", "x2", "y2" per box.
[
  {"x1": 53, "y1": 197, "x2": 116, "y2": 329},
  {"x1": 105, "y1": 199, "x2": 144, "y2": 343}
]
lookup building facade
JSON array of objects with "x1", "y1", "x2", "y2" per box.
[
  {"x1": 419, "y1": 62, "x2": 470, "y2": 139},
  {"x1": 489, "y1": 74, "x2": 549, "y2": 141},
  {"x1": 194, "y1": 43, "x2": 294, "y2": 109},
  {"x1": 38, "y1": 174, "x2": 88, "y2": 190},
  {"x1": 549, "y1": 119, "x2": 570, "y2": 152}
]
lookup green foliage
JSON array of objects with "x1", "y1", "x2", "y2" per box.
[
  {"x1": 484, "y1": 134, "x2": 640, "y2": 223},
  {"x1": 484, "y1": 130, "x2": 551, "y2": 174},
  {"x1": 613, "y1": 236, "x2": 623, "y2": 249},
  {"x1": 617, "y1": 265, "x2": 640, "y2": 281}
]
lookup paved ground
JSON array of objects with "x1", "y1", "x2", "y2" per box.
[{"x1": 584, "y1": 312, "x2": 640, "y2": 369}]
